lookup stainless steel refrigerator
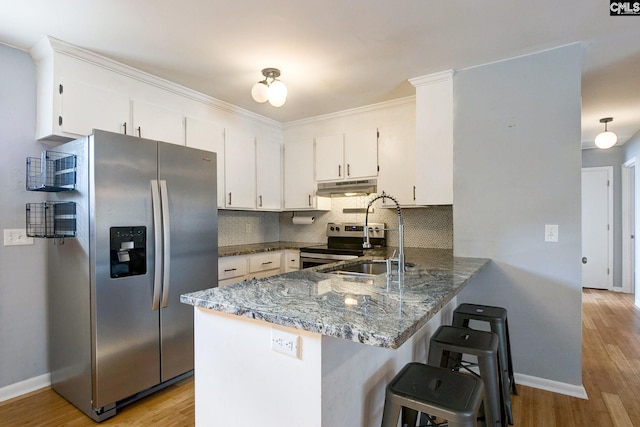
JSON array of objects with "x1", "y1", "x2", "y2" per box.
[{"x1": 47, "y1": 129, "x2": 218, "y2": 421}]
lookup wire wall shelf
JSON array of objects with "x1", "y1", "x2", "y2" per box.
[
  {"x1": 26, "y1": 202, "x2": 77, "y2": 238},
  {"x1": 26, "y1": 151, "x2": 77, "y2": 192}
]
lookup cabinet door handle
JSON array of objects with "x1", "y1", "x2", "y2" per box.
[
  {"x1": 224, "y1": 268, "x2": 237, "y2": 272},
  {"x1": 136, "y1": 126, "x2": 142, "y2": 137},
  {"x1": 228, "y1": 192, "x2": 232, "y2": 205},
  {"x1": 259, "y1": 195, "x2": 263, "y2": 207},
  {"x1": 123, "y1": 122, "x2": 127, "y2": 135},
  {"x1": 308, "y1": 194, "x2": 312, "y2": 206},
  {"x1": 261, "y1": 261, "x2": 273, "y2": 265},
  {"x1": 338, "y1": 165, "x2": 341, "y2": 177},
  {"x1": 347, "y1": 164, "x2": 351, "y2": 176},
  {"x1": 413, "y1": 185, "x2": 416, "y2": 201}
]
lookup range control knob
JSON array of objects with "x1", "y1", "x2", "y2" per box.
[{"x1": 329, "y1": 226, "x2": 335, "y2": 231}]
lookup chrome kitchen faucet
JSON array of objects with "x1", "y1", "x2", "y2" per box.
[{"x1": 363, "y1": 193, "x2": 405, "y2": 278}]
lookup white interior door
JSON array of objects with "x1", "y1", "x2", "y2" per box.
[
  {"x1": 581, "y1": 167, "x2": 613, "y2": 289},
  {"x1": 622, "y1": 160, "x2": 635, "y2": 295}
]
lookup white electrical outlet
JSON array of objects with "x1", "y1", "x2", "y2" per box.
[
  {"x1": 271, "y1": 328, "x2": 300, "y2": 359},
  {"x1": 544, "y1": 224, "x2": 559, "y2": 243},
  {"x1": 4, "y1": 229, "x2": 34, "y2": 246}
]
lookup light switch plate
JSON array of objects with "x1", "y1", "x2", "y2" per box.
[
  {"x1": 4, "y1": 229, "x2": 34, "y2": 246},
  {"x1": 544, "y1": 224, "x2": 559, "y2": 243}
]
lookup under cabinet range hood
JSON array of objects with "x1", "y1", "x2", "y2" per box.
[{"x1": 316, "y1": 179, "x2": 377, "y2": 197}]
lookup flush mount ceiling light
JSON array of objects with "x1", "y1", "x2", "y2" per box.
[
  {"x1": 595, "y1": 117, "x2": 618, "y2": 149},
  {"x1": 251, "y1": 68, "x2": 288, "y2": 107}
]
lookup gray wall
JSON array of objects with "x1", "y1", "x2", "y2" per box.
[
  {"x1": 0, "y1": 44, "x2": 49, "y2": 388},
  {"x1": 453, "y1": 45, "x2": 583, "y2": 385},
  {"x1": 582, "y1": 146, "x2": 624, "y2": 288}
]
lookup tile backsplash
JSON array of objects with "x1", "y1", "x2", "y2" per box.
[
  {"x1": 278, "y1": 196, "x2": 453, "y2": 249},
  {"x1": 218, "y1": 210, "x2": 280, "y2": 246},
  {"x1": 218, "y1": 196, "x2": 453, "y2": 249}
]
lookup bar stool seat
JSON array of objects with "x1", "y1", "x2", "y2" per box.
[
  {"x1": 453, "y1": 303, "x2": 516, "y2": 424},
  {"x1": 381, "y1": 362, "x2": 484, "y2": 427},
  {"x1": 428, "y1": 325, "x2": 506, "y2": 427}
]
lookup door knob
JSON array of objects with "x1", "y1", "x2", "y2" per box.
[{"x1": 582, "y1": 257, "x2": 588, "y2": 264}]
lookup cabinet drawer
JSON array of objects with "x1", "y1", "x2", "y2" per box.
[
  {"x1": 249, "y1": 252, "x2": 281, "y2": 273},
  {"x1": 218, "y1": 257, "x2": 247, "y2": 280},
  {"x1": 285, "y1": 251, "x2": 300, "y2": 270}
]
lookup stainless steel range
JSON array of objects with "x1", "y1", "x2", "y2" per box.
[{"x1": 300, "y1": 222, "x2": 385, "y2": 268}]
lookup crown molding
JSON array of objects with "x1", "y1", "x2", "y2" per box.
[
  {"x1": 283, "y1": 96, "x2": 415, "y2": 129},
  {"x1": 409, "y1": 70, "x2": 455, "y2": 87},
  {"x1": 31, "y1": 36, "x2": 282, "y2": 130}
]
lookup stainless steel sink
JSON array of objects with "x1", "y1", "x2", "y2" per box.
[
  {"x1": 326, "y1": 260, "x2": 388, "y2": 277},
  {"x1": 325, "y1": 259, "x2": 417, "y2": 277}
]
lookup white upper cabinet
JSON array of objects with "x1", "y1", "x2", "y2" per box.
[
  {"x1": 256, "y1": 138, "x2": 282, "y2": 211},
  {"x1": 377, "y1": 124, "x2": 416, "y2": 206},
  {"x1": 224, "y1": 129, "x2": 256, "y2": 209},
  {"x1": 59, "y1": 78, "x2": 129, "y2": 137},
  {"x1": 410, "y1": 70, "x2": 454, "y2": 205},
  {"x1": 315, "y1": 129, "x2": 378, "y2": 182},
  {"x1": 344, "y1": 129, "x2": 378, "y2": 179},
  {"x1": 185, "y1": 117, "x2": 225, "y2": 208},
  {"x1": 32, "y1": 37, "x2": 283, "y2": 212},
  {"x1": 132, "y1": 100, "x2": 184, "y2": 145},
  {"x1": 283, "y1": 138, "x2": 330, "y2": 210},
  {"x1": 315, "y1": 134, "x2": 344, "y2": 181}
]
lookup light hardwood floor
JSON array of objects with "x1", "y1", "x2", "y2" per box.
[{"x1": 1, "y1": 289, "x2": 639, "y2": 426}]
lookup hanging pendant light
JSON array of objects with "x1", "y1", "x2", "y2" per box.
[
  {"x1": 595, "y1": 117, "x2": 617, "y2": 149},
  {"x1": 250, "y1": 68, "x2": 287, "y2": 107}
]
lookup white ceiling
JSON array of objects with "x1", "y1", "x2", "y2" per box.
[{"x1": 1, "y1": 0, "x2": 639, "y2": 147}]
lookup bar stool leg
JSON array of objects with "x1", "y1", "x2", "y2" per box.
[
  {"x1": 490, "y1": 321, "x2": 512, "y2": 424},
  {"x1": 505, "y1": 318, "x2": 517, "y2": 396},
  {"x1": 380, "y1": 392, "x2": 401, "y2": 427},
  {"x1": 476, "y1": 347, "x2": 504, "y2": 427},
  {"x1": 427, "y1": 331, "x2": 503, "y2": 427},
  {"x1": 452, "y1": 305, "x2": 516, "y2": 424}
]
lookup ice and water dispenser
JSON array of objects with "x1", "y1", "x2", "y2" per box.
[{"x1": 110, "y1": 226, "x2": 147, "y2": 278}]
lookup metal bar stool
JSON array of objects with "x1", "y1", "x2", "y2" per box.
[
  {"x1": 428, "y1": 325, "x2": 506, "y2": 427},
  {"x1": 381, "y1": 362, "x2": 484, "y2": 427},
  {"x1": 453, "y1": 303, "x2": 516, "y2": 424}
]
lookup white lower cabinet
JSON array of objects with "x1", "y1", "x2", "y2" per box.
[
  {"x1": 218, "y1": 250, "x2": 295, "y2": 286},
  {"x1": 218, "y1": 256, "x2": 249, "y2": 287},
  {"x1": 248, "y1": 252, "x2": 282, "y2": 278},
  {"x1": 283, "y1": 250, "x2": 300, "y2": 272}
]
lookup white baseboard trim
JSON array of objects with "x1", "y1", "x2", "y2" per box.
[
  {"x1": 515, "y1": 373, "x2": 588, "y2": 399},
  {"x1": 0, "y1": 373, "x2": 51, "y2": 403}
]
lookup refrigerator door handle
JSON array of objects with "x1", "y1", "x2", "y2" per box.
[
  {"x1": 151, "y1": 179, "x2": 162, "y2": 310},
  {"x1": 160, "y1": 180, "x2": 171, "y2": 308}
]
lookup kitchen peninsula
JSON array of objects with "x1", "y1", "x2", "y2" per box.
[{"x1": 181, "y1": 248, "x2": 489, "y2": 426}]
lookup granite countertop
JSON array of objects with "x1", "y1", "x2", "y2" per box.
[
  {"x1": 219, "y1": 241, "x2": 319, "y2": 257},
  {"x1": 182, "y1": 248, "x2": 489, "y2": 349}
]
